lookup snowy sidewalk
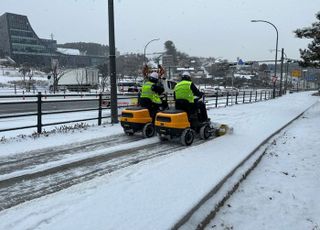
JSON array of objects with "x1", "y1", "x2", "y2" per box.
[{"x1": 207, "y1": 102, "x2": 320, "y2": 230}]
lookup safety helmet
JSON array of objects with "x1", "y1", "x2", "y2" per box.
[
  {"x1": 181, "y1": 71, "x2": 191, "y2": 81},
  {"x1": 149, "y1": 72, "x2": 159, "y2": 81}
]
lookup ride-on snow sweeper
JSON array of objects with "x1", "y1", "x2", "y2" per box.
[
  {"x1": 154, "y1": 109, "x2": 232, "y2": 146},
  {"x1": 120, "y1": 107, "x2": 155, "y2": 138}
]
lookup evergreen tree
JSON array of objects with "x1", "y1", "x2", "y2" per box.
[
  {"x1": 294, "y1": 11, "x2": 320, "y2": 68},
  {"x1": 164, "y1": 40, "x2": 177, "y2": 65}
]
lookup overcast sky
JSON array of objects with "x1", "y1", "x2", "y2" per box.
[{"x1": 1, "y1": 0, "x2": 319, "y2": 61}]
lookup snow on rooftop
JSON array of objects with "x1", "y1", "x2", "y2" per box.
[
  {"x1": 57, "y1": 48, "x2": 81, "y2": 56},
  {"x1": 234, "y1": 73, "x2": 255, "y2": 80}
]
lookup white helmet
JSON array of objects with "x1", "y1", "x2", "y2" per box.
[
  {"x1": 182, "y1": 71, "x2": 191, "y2": 77},
  {"x1": 149, "y1": 72, "x2": 159, "y2": 80},
  {"x1": 181, "y1": 71, "x2": 191, "y2": 80}
]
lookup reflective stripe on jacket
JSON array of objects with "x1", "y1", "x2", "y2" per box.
[
  {"x1": 174, "y1": 80, "x2": 194, "y2": 103},
  {"x1": 140, "y1": 81, "x2": 162, "y2": 104}
]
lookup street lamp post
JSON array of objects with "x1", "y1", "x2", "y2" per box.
[
  {"x1": 251, "y1": 19, "x2": 279, "y2": 98},
  {"x1": 143, "y1": 38, "x2": 160, "y2": 64}
]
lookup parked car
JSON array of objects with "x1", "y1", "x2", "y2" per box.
[
  {"x1": 118, "y1": 82, "x2": 141, "y2": 93},
  {"x1": 202, "y1": 86, "x2": 223, "y2": 96},
  {"x1": 225, "y1": 87, "x2": 240, "y2": 95}
]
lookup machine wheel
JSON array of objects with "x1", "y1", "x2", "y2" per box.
[
  {"x1": 180, "y1": 128, "x2": 194, "y2": 146},
  {"x1": 142, "y1": 123, "x2": 155, "y2": 138},
  {"x1": 200, "y1": 124, "x2": 211, "y2": 140}
]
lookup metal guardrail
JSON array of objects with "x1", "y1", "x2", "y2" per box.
[
  {"x1": 0, "y1": 93, "x2": 137, "y2": 134},
  {"x1": 0, "y1": 90, "x2": 276, "y2": 134},
  {"x1": 205, "y1": 89, "x2": 274, "y2": 108}
]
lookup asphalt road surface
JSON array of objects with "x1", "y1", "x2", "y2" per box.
[{"x1": 0, "y1": 100, "x2": 100, "y2": 115}]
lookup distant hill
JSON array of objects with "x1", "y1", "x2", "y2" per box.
[{"x1": 58, "y1": 42, "x2": 109, "y2": 56}]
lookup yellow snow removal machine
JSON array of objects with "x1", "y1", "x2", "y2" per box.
[{"x1": 155, "y1": 109, "x2": 231, "y2": 146}]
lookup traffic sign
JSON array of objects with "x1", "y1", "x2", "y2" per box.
[{"x1": 291, "y1": 69, "x2": 301, "y2": 77}]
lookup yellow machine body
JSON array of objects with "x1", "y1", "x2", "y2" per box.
[
  {"x1": 120, "y1": 108, "x2": 152, "y2": 124},
  {"x1": 155, "y1": 111, "x2": 190, "y2": 129},
  {"x1": 155, "y1": 110, "x2": 192, "y2": 139}
]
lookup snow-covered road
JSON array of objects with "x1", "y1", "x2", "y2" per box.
[{"x1": 0, "y1": 92, "x2": 318, "y2": 230}]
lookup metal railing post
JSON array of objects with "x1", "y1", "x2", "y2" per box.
[
  {"x1": 255, "y1": 91, "x2": 258, "y2": 102},
  {"x1": 235, "y1": 92, "x2": 238, "y2": 104},
  {"x1": 98, "y1": 93, "x2": 102, "y2": 125},
  {"x1": 243, "y1": 91, "x2": 245, "y2": 104},
  {"x1": 260, "y1": 91, "x2": 262, "y2": 101},
  {"x1": 265, "y1": 91, "x2": 267, "y2": 100},
  {"x1": 249, "y1": 91, "x2": 252, "y2": 102},
  {"x1": 226, "y1": 92, "x2": 229, "y2": 106},
  {"x1": 215, "y1": 94, "x2": 218, "y2": 108},
  {"x1": 37, "y1": 92, "x2": 42, "y2": 133}
]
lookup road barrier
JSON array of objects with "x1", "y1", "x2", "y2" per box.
[{"x1": 0, "y1": 90, "x2": 277, "y2": 134}]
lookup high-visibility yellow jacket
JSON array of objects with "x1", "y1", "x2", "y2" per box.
[
  {"x1": 174, "y1": 80, "x2": 194, "y2": 103},
  {"x1": 140, "y1": 81, "x2": 162, "y2": 104}
]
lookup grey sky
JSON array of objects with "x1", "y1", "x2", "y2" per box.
[{"x1": 1, "y1": 0, "x2": 319, "y2": 61}]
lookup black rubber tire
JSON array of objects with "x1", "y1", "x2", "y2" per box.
[
  {"x1": 180, "y1": 128, "x2": 194, "y2": 146},
  {"x1": 142, "y1": 123, "x2": 155, "y2": 138},
  {"x1": 200, "y1": 124, "x2": 211, "y2": 140}
]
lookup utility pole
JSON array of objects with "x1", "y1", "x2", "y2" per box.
[
  {"x1": 284, "y1": 59, "x2": 291, "y2": 93},
  {"x1": 108, "y1": 0, "x2": 118, "y2": 123},
  {"x1": 279, "y1": 48, "x2": 284, "y2": 96}
]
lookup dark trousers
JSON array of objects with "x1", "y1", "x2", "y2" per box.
[
  {"x1": 175, "y1": 99, "x2": 208, "y2": 122},
  {"x1": 139, "y1": 97, "x2": 167, "y2": 119},
  {"x1": 196, "y1": 101, "x2": 208, "y2": 122}
]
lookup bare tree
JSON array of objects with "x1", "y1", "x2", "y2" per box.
[
  {"x1": 97, "y1": 63, "x2": 109, "y2": 92},
  {"x1": 19, "y1": 63, "x2": 30, "y2": 89},
  {"x1": 26, "y1": 69, "x2": 34, "y2": 92}
]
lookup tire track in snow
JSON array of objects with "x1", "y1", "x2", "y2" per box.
[
  {"x1": 0, "y1": 134, "x2": 142, "y2": 175},
  {"x1": 0, "y1": 135, "x2": 206, "y2": 210}
]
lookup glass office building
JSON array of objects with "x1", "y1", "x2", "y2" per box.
[
  {"x1": 0, "y1": 13, "x2": 106, "y2": 67},
  {"x1": 0, "y1": 12, "x2": 57, "y2": 65}
]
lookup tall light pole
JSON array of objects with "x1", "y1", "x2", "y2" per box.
[
  {"x1": 251, "y1": 19, "x2": 279, "y2": 98},
  {"x1": 143, "y1": 38, "x2": 160, "y2": 64},
  {"x1": 108, "y1": 0, "x2": 118, "y2": 123}
]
